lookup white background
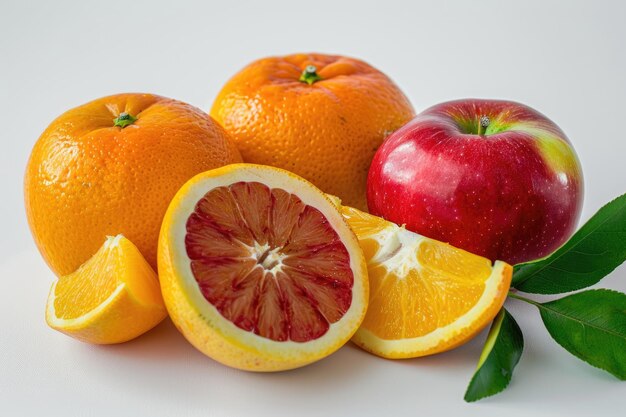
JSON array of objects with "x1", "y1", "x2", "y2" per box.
[{"x1": 2, "y1": 0, "x2": 625, "y2": 416}]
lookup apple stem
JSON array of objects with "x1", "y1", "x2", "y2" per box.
[
  {"x1": 478, "y1": 115, "x2": 490, "y2": 136},
  {"x1": 299, "y1": 65, "x2": 323, "y2": 85}
]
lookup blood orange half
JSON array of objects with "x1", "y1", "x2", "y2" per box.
[{"x1": 158, "y1": 164, "x2": 368, "y2": 371}]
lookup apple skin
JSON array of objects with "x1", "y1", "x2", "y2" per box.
[{"x1": 367, "y1": 99, "x2": 584, "y2": 265}]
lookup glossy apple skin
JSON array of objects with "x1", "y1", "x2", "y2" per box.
[{"x1": 367, "y1": 99, "x2": 584, "y2": 265}]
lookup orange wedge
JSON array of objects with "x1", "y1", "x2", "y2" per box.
[
  {"x1": 340, "y1": 204, "x2": 512, "y2": 359},
  {"x1": 158, "y1": 164, "x2": 368, "y2": 371},
  {"x1": 46, "y1": 235, "x2": 167, "y2": 344}
]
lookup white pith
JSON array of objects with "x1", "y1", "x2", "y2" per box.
[
  {"x1": 104, "y1": 234, "x2": 123, "y2": 249},
  {"x1": 246, "y1": 241, "x2": 286, "y2": 274},
  {"x1": 164, "y1": 165, "x2": 368, "y2": 355},
  {"x1": 368, "y1": 225, "x2": 426, "y2": 277}
]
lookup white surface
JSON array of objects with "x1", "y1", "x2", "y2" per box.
[{"x1": 1, "y1": 0, "x2": 625, "y2": 415}]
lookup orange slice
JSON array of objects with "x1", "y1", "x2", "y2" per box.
[
  {"x1": 340, "y1": 204, "x2": 512, "y2": 359},
  {"x1": 46, "y1": 235, "x2": 167, "y2": 344},
  {"x1": 158, "y1": 164, "x2": 368, "y2": 371}
]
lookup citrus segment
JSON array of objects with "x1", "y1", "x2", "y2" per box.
[
  {"x1": 46, "y1": 235, "x2": 167, "y2": 344},
  {"x1": 340, "y1": 205, "x2": 512, "y2": 358},
  {"x1": 158, "y1": 164, "x2": 368, "y2": 371}
]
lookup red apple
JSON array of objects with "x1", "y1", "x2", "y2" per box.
[{"x1": 367, "y1": 99, "x2": 584, "y2": 265}]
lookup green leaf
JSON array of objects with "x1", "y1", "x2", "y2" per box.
[
  {"x1": 538, "y1": 289, "x2": 626, "y2": 380},
  {"x1": 513, "y1": 193, "x2": 626, "y2": 294},
  {"x1": 464, "y1": 308, "x2": 524, "y2": 402}
]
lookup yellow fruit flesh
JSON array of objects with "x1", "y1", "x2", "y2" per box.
[
  {"x1": 54, "y1": 238, "x2": 122, "y2": 319},
  {"x1": 340, "y1": 205, "x2": 511, "y2": 358},
  {"x1": 46, "y1": 235, "x2": 166, "y2": 344}
]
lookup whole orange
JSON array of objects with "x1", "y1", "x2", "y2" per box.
[
  {"x1": 25, "y1": 93, "x2": 242, "y2": 276},
  {"x1": 210, "y1": 53, "x2": 415, "y2": 211}
]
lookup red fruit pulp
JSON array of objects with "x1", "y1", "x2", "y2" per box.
[{"x1": 185, "y1": 181, "x2": 354, "y2": 342}]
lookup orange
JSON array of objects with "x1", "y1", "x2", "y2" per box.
[
  {"x1": 25, "y1": 93, "x2": 242, "y2": 276},
  {"x1": 210, "y1": 53, "x2": 415, "y2": 211},
  {"x1": 158, "y1": 164, "x2": 368, "y2": 371},
  {"x1": 339, "y1": 203, "x2": 512, "y2": 358},
  {"x1": 46, "y1": 235, "x2": 166, "y2": 344}
]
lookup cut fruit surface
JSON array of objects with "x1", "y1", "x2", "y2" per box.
[
  {"x1": 158, "y1": 164, "x2": 368, "y2": 371},
  {"x1": 46, "y1": 235, "x2": 167, "y2": 344},
  {"x1": 340, "y1": 205, "x2": 512, "y2": 359}
]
